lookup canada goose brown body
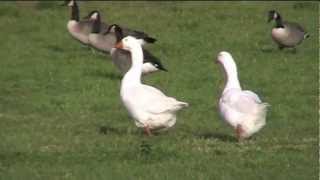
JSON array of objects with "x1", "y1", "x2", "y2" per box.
[{"x1": 268, "y1": 10, "x2": 309, "y2": 49}]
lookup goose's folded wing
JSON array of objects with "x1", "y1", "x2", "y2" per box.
[
  {"x1": 136, "y1": 85, "x2": 184, "y2": 114},
  {"x1": 242, "y1": 90, "x2": 262, "y2": 103},
  {"x1": 225, "y1": 91, "x2": 261, "y2": 114},
  {"x1": 285, "y1": 21, "x2": 306, "y2": 33},
  {"x1": 146, "y1": 98, "x2": 176, "y2": 114}
]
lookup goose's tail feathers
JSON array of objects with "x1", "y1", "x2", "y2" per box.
[
  {"x1": 304, "y1": 33, "x2": 310, "y2": 39},
  {"x1": 242, "y1": 103, "x2": 270, "y2": 138}
]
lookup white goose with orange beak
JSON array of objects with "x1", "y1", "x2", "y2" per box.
[
  {"x1": 216, "y1": 51, "x2": 269, "y2": 141},
  {"x1": 115, "y1": 36, "x2": 188, "y2": 136}
]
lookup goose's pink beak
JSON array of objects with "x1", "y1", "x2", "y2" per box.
[{"x1": 115, "y1": 42, "x2": 123, "y2": 49}]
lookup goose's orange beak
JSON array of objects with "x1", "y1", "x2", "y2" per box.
[{"x1": 115, "y1": 41, "x2": 123, "y2": 49}]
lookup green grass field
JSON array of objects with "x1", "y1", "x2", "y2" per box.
[{"x1": 0, "y1": 1, "x2": 318, "y2": 180}]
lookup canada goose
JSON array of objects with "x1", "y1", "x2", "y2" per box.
[
  {"x1": 87, "y1": 11, "x2": 156, "y2": 52},
  {"x1": 115, "y1": 36, "x2": 188, "y2": 136},
  {"x1": 66, "y1": 0, "x2": 93, "y2": 45},
  {"x1": 267, "y1": 10, "x2": 309, "y2": 50},
  {"x1": 108, "y1": 24, "x2": 167, "y2": 74},
  {"x1": 216, "y1": 51, "x2": 269, "y2": 141}
]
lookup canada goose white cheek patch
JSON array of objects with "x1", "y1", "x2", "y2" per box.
[
  {"x1": 91, "y1": 12, "x2": 98, "y2": 20},
  {"x1": 68, "y1": 1, "x2": 74, "y2": 6},
  {"x1": 273, "y1": 13, "x2": 278, "y2": 19}
]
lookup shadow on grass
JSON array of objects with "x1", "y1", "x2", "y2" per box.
[
  {"x1": 98, "y1": 125, "x2": 124, "y2": 135},
  {"x1": 98, "y1": 125, "x2": 146, "y2": 136},
  {"x1": 195, "y1": 132, "x2": 237, "y2": 142},
  {"x1": 260, "y1": 46, "x2": 275, "y2": 53},
  {"x1": 260, "y1": 45, "x2": 299, "y2": 54},
  {"x1": 103, "y1": 72, "x2": 122, "y2": 80}
]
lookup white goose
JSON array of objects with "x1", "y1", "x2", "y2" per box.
[
  {"x1": 115, "y1": 36, "x2": 188, "y2": 135},
  {"x1": 216, "y1": 51, "x2": 269, "y2": 141}
]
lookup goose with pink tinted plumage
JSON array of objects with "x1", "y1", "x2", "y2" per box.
[
  {"x1": 216, "y1": 51, "x2": 269, "y2": 141},
  {"x1": 115, "y1": 36, "x2": 188, "y2": 136}
]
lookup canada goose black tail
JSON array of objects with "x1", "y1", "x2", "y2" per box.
[
  {"x1": 155, "y1": 62, "x2": 168, "y2": 72},
  {"x1": 143, "y1": 49, "x2": 168, "y2": 72},
  {"x1": 130, "y1": 30, "x2": 157, "y2": 44},
  {"x1": 143, "y1": 37, "x2": 157, "y2": 43},
  {"x1": 304, "y1": 33, "x2": 310, "y2": 39}
]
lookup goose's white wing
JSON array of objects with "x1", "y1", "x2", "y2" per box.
[
  {"x1": 242, "y1": 90, "x2": 262, "y2": 103},
  {"x1": 130, "y1": 85, "x2": 186, "y2": 114},
  {"x1": 222, "y1": 90, "x2": 261, "y2": 114}
]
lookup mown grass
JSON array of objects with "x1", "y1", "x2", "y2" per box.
[{"x1": 0, "y1": 1, "x2": 318, "y2": 180}]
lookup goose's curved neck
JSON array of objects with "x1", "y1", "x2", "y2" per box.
[
  {"x1": 275, "y1": 14, "x2": 284, "y2": 28},
  {"x1": 122, "y1": 45, "x2": 144, "y2": 88},
  {"x1": 92, "y1": 17, "x2": 101, "y2": 33},
  {"x1": 70, "y1": 2, "x2": 79, "y2": 21},
  {"x1": 222, "y1": 60, "x2": 241, "y2": 94}
]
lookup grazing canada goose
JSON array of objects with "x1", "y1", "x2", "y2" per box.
[
  {"x1": 115, "y1": 36, "x2": 188, "y2": 136},
  {"x1": 87, "y1": 11, "x2": 156, "y2": 52},
  {"x1": 66, "y1": 0, "x2": 93, "y2": 45},
  {"x1": 268, "y1": 10, "x2": 309, "y2": 50},
  {"x1": 108, "y1": 24, "x2": 167, "y2": 74},
  {"x1": 216, "y1": 51, "x2": 269, "y2": 141}
]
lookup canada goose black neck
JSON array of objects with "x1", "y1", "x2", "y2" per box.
[
  {"x1": 70, "y1": 1, "x2": 79, "y2": 21},
  {"x1": 114, "y1": 25, "x2": 124, "y2": 42},
  {"x1": 92, "y1": 14, "x2": 101, "y2": 34},
  {"x1": 274, "y1": 13, "x2": 284, "y2": 28},
  {"x1": 105, "y1": 24, "x2": 124, "y2": 42}
]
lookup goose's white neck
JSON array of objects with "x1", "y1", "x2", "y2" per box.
[
  {"x1": 221, "y1": 59, "x2": 241, "y2": 94},
  {"x1": 121, "y1": 45, "x2": 144, "y2": 88}
]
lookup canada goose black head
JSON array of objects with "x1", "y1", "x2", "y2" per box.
[
  {"x1": 267, "y1": 10, "x2": 284, "y2": 28},
  {"x1": 267, "y1": 10, "x2": 277, "y2": 22},
  {"x1": 68, "y1": 0, "x2": 79, "y2": 21},
  {"x1": 83, "y1": 10, "x2": 100, "y2": 20},
  {"x1": 104, "y1": 24, "x2": 124, "y2": 42}
]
